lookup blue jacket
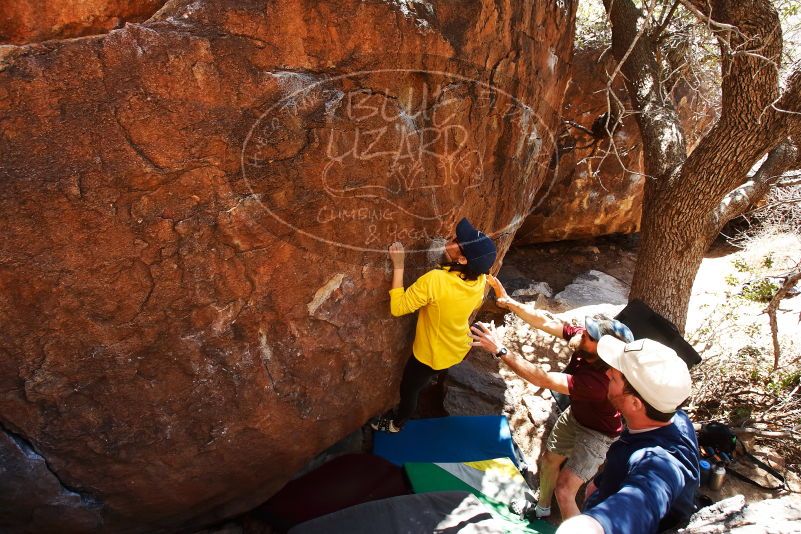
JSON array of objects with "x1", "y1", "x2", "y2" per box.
[{"x1": 584, "y1": 411, "x2": 700, "y2": 534}]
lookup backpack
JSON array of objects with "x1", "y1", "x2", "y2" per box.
[
  {"x1": 698, "y1": 422, "x2": 786, "y2": 491},
  {"x1": 698, "y1": 422, "x2": 737, "y2": 453}
]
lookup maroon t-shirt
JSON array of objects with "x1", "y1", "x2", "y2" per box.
[{"x1": 562, "y1": 324, "x2": 623, "y2": 437}]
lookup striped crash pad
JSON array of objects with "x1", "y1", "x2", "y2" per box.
[
  {"x1": 405, "y1": 457, "x2": 556, "y2": 534},
  {"x1": 289, "y1": 491, "x2": 505, "y2": 534},
  {"x1": 373, "y1": 415, "x2": 521, "y2": 467}
]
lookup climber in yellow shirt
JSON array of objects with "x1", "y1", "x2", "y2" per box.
[{"x1": 372, "y1": 218, "x2": 497, "y2": 433}]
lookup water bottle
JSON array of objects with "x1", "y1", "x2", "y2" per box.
[
  {"x1": 709, "y1": 464, "x2": 726, "y2": 490},
  {"x1": 699, "y1": 460, "x2": 712, "y2": 486}
]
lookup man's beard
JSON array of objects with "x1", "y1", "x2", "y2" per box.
[{"x1": 590, "y1": 357, "x2": 610, "y2": 372}]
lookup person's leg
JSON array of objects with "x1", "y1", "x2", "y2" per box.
[
  {"x1": 537, "y1": 449, "x2": 565, "y2": 509},
  {"x1": 561, "y1": 425, "x2": 615, "y2": 518},
  {"x1": 394, "y1": 355, "x2": 439, "y2": 426},
  {"x1": 537, "y1": 408, "x2": 576, "y2": 515},
  {"x1": 554, "y1": 467, "x2": 585, "y2": 519}
]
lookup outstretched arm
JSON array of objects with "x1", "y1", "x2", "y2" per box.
[
  {"x1": 470, "y1": 323, "x2": 569, "y2": 394},
  {"x1": 388, "y1": 242, "x2": 435, "y2": 317},
  {"x1": 488, "y1": 276, "x2": 564, "y2": 338},
  {"x1": 575, "y1": 451, "x2": 685, "y2": 534},
  {"x1": 390, "y1": 241, "x2": 404, "y2": 290}
]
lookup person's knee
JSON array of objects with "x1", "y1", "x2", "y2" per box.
[
  {"x1": 554, "y1": 469, "x2": 583, "y2": 502},
  {"x1": 554, "y1": 479, "x2": 578, "y2": 504}
]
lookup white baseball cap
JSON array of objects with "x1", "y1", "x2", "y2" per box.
[{"x1": 597, "y1": 336, "x2": 692, "y2": 414}]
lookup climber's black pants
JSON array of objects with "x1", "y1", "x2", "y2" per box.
[{"x1": 395, "y1": 355, "x2": 441, "y2": 427}]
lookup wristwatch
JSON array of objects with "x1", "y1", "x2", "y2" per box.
[{"x1": 494, "y1": 347, "x2": 508, "y2": 359}]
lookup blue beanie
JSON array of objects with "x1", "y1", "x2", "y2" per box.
[{"x1": 455, "y1": 218, "x2": 497, "y2": 275}]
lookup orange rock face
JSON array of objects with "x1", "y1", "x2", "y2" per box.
[
  {"x1": 516, "y1": 48, "x2": 713, "y2": 244},
  {"x1": 0, "y1": 0, "x2": 576, "y2": 531},
  {"x1": 0, "y1": 0, "x2": 167, "y2": 44}
]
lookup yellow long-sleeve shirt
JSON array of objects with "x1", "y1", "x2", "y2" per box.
[{"x1": 389, "y1": 268, "x2": 487, "y2": 370}]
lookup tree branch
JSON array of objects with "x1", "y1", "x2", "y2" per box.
[
  {"x1": 678, "y1": 0, "x2": 741, "y2": 33},
  {"x1": 774, "y1": 66, "x2": 801, "y2": 136},
  {"x1": 602, "y1": 0, "x2": 687, "y2": 178},
  {"x1": 564, "y1": 119, "x2": 595, "y2": 137},
  {"x1": 653, "y1": 0, "x2": 680, "y2": 43},
  {"x1": 765, "y1": 265, "x2": 801, "y2": 371},
  {"x1": 709, "y1": 138, "x2": 801, "y2": 232},
  {"x1": 776, "y1": 176, "x2": 801, "y2": 187},
  {"x1": 654, "y1": 0, "x2": 786, "y2": 217}
]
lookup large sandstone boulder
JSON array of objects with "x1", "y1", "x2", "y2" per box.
[
  {"x1": 515, "y1": 48, "x2": 713, "y2": 244},
  {"x1": 0, "y1": 0, "x2": 576, "y2": 531},
  {"x1": 0, "y1": 1, "x2": 168, "y2": 44}
]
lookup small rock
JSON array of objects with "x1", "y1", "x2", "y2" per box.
[
  {"x1": 522, "y1": 394, "x2": 554, "y2": 425},
  {"x1": 534, "y1": 294, "x2": 550, "y2": 309},
  {"x1": 554, "y1": 270, "x2": 630, "y2": 307},
  {"x1": 511, "y1": 282, "x2": 553, "y2": 298}
]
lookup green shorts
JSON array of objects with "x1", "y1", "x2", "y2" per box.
[{"x1": 545, "y1": 407, "x2": 617, "y2": 482}]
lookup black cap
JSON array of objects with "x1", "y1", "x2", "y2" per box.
[{"x1": 455, "y1": 218, "x2": 497, "y2": 275}]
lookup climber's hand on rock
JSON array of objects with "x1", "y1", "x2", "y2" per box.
[
  {"x1": 488, "y1": 275, "x2": 511, "y2": 308},
  {"x1": 389, "y1": 241, "x2": 405, "y2": 268}
]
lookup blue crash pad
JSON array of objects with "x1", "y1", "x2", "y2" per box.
[{"x1": 373, "y1": 415, "x2": 520, "y2": 467}]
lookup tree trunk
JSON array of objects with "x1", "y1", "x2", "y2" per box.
[
  {"x1": 631, "y1": 122, "x2": 775, "y2": 329},
  {"x1": 629, "y1": 180, "x2": 709, "y2": 330},
  {"x1": 603, "y1": 0, "x2": 801, "y2": 331}
]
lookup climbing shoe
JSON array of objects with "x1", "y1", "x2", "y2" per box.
[
  {"x1": 530, "y1": 504, "x2": 551, "y2": 519},
  {"x1": 371, "y1": 416, "x2": 401, "y2": 433}
]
